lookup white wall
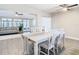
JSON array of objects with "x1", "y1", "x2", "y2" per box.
[{"x1": 51, "y1": 7, "x2": 79, "y2": 39}]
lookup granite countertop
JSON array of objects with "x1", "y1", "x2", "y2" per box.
[{"x1": 0, "y1": 34, "x2": 22, "y2": 40}]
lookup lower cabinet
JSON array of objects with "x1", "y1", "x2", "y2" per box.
[
  {"x1": 27, "y1": 40, "x2": 34, "y2": 55},
  {"x1": 0, "y1": 36, "x2": 24, "y2": 55},
  {"x1": 0, "y1": 40, "x2": 8, "y2": 55}
]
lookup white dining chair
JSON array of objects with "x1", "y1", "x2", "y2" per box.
[
  {"x1": 53, "y1": 30, "x2": 65, "y2": 54},
  {"x1": 57, "y1": 31, "x2": 65, "y2": 51},
  {"x1": 21, "y1": 35, "x2": 28, "y2": 55},
  {"x1": 38, "y1": 31, "x2": 60, "y2": 55},
  {"x1": 22, "y1": 34, "x2": 34, "y2": 55}
]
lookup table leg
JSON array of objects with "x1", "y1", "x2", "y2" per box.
[{"x1": 34, "y1": 43, "x2": 38, "y2": 55}]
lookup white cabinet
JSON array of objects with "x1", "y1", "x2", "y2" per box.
[
  {"x1": 0, "y1": 40, "x2": 8, "y2": 55},
  {"x1": 0, "y1": 35, "x2": 24, "y2": 55},
  {"x1": 7, "y1": 38, "x2": 19, "y2": 55},
  {"x1": 18, "y1": 37, "x2": 24, "y2": 55}
]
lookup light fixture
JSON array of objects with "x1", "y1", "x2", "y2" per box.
[
  {"x1": 62, "y1": 8, "x2": 68, "y2": 11},
  {"x1": 15, "y1": 12, "x2": 23, "y2": 16},
  {"x1": 15, "y1": 14, "x2": 18, "y2": 16}
]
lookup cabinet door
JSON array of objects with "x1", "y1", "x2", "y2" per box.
[
  {"x1": 18, "y1": 37, "x2": 24, "y2": 55},
  {"x1": 7, "y1": 38, "x2": 19, "y2": 55},
  {"x1": 0, "y1": 36, "x2": 24, "y2": 55},
  {"x1": 0, "y1": 40, "x2": 8, "y2": 55}
]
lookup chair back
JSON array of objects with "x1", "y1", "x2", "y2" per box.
[
  {"x1": 54, "y1": 34, "x2": 60, "y2": 47},
  {"x1": 49, "y1": 31, "x2": 60, "y2": 49},
  {"x1": 57, "y1": 32, "x2": 65, "y2": 46}
]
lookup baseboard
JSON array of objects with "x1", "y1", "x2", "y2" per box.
[{"x1": 65, "y1": 36, "x2": 79, "y2": 40}]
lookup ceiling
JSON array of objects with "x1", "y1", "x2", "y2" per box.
[
  {"x1": 28, "y1": 4, "x2": 79, "y2": 13},
  {"x1": 27, "y1": 4, "x2": 61, "y2": 13},
  {"x1": 0, "y1": 4, "x2": 78, "y2": 17},
  {"x1": 0, "y1": 4, "x2": 62, "y2": 13},
  {"x1": 0, "y1": 4, "x2": 61, "y2": 18}
]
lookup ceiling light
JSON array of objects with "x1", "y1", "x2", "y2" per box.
[
  {"x1": 15, "y1": 14, "x2": 18, "y2": 16},
  {"x1": 62, "y1": 8, "x2": 68, "y2": 11}
]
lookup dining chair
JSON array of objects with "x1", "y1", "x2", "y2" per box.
[
  {"x1": 38, "y1": 32, "x2": 60, "y2": 55},
  {"x1": 21, "y1": 35, "x2": 28, "y2": 55},
  {"x1": 53, "y1": 30, "x2": 65, "y2": 55},
  {"x1": 22, "y1": 34, "x2": 34, "y2": 55},
  {"x1": 57, "y1": 32, "x2": 65, "y2": 51}
]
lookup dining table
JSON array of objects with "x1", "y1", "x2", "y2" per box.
[{"x1": 27, "y1": 32, "x2": 51, "y2": 55}]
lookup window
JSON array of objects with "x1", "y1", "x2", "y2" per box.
[
  {"x1": 7, "y1": 18, "x2": 13, "y2": 27},
  {"x1": 13, "y1": 19, "x2": 17, "y2": 27},
  {"x1": 22, "y1": 19, "x2": 31, "y2": 32},
  {"x1": 13, "y1": 19, "x2": 22, "y2": 27},
  {"x1": 40, "y1": 16, "x2": 51, "y2": 32},
  {"x1": 0, "y1": 19, "x2": 2, "y2": 27},
  {"x1": 29, "y1": 14, "x2": 37, "y2": 27},
  {"x1": 0, "y1": 17, "x2": 36, "y2": 32},
  {"x1": 2, "y1": 18, "x2": 7, "y2": 27}
]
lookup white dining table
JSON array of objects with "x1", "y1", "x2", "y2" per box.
[{"x1": 27, "y1": 32, "x2": 51, "y2": 55}]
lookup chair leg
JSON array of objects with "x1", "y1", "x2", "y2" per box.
[
  {"x1": 48, "y1": 49, "x2": 49, "y2": 55},
  {"x1": 55, "y1": 45, "x2": 59, "y2": 55},
  {"x1": 57, "y1": 47, "x2": 59, "y2": 55},
  {"x1": 53, "y1": 48, "x2": 56, "y2": 55},
  {"x1": 38, "y1": 46, "x2": 40, "y2": 55}
]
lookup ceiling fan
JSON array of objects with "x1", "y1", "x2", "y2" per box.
[{"x1": 59, "y1": 4, "x2": 78, "y2": 11}]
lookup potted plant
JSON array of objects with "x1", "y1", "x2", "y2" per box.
[{"x1": 19, "y1": 23, "x2": 23, "y2": 33}]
